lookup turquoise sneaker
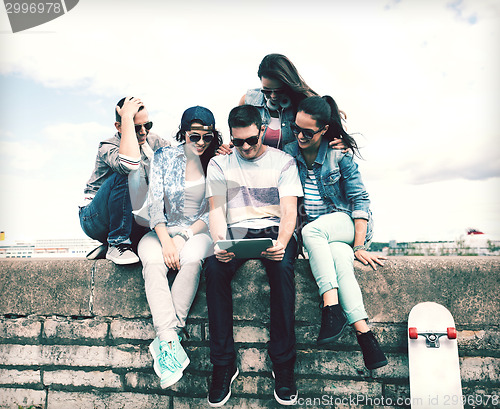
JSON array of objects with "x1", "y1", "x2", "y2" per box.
[{"x1": 149, "y1": 336, "x2": 190, "y2": 388}]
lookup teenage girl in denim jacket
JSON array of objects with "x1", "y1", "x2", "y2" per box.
[
  {"x1": 284, "y1": 95, "x2": 388, "y2": 370},
  {"x1": 218, "y1": 54, "x2": 345, "y2": 153}
]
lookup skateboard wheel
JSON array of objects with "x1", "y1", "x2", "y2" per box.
[
  {"x1": 409, "y1": 327, "x2": 418, "y2": 339},
  {"x1": 447, "y1": 327, "x2": 457, "y2": 339}
]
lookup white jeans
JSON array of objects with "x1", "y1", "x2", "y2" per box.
[{"x1": 138, "y1": 229, "x2": 212, "y2": 342}]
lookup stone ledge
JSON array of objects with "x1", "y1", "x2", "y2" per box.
[{"x1": 1, "y1": 257, "x2": 498, "y2": 326}]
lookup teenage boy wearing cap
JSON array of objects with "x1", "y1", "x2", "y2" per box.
[
  {"x1": 138, "y1": 106, "x2": 220, "y2": 389},
  {"x1": 79, "y1": 97, "x2": 170, "y2": 264},
  {"x1": 204, "y1": 105, "x2": 303, "y2": 406}
]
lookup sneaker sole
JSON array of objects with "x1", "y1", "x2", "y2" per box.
[
  {"x1": 207, "y1": 367, "x2": 239, "y2": 407},
  {"x1": 86, "y1": 244, "x2": 107, "y2": 260},
  {"x1": 366, "y1": 358, "x2": 388, "y2": 370},
  {"x1": 271, "y1": 371, "x2": 298, "y2": 406},
  {"x1": 160, "y1": 368, "x2": 184, "y2": 388},
  {"x1": 105, "y1": 254, "x2": 140, "y2": 265},
  {"x1": 316, "y1": 319, "x2": 349, "y2": 346}
]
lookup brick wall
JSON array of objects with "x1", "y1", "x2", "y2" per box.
[{"x1": 0, "y1": 257, "x2": 499, "y2": 408}]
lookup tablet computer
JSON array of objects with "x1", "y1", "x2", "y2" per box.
[{"x1": 217, "y1": 238, "x2": 274, "y2": 259}]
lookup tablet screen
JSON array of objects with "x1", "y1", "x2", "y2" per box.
[{"x1": 217, "y1": 238, "x2": 274, "y2": 259}]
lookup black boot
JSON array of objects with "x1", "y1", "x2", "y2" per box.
[
  {"x1": 356, "y1": 330, "x2": 388, "y2": 370},
  {"x1": 317, "y1": 304, "x2": 348, "y2": 345}
]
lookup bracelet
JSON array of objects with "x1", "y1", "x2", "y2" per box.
[
  {"x1": 353, "y1": 245, "x2": 366, "y2": 252},
  {"x1": 176, "y1": 231, "x2": 189, "y2": 241}
]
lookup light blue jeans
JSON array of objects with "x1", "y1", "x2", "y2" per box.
[
  {"x1": 138, "y1": 228, "x2": 212, "y2": 342},
  {"x1": 302, "y1": 212, "x2": 368, "y2": 325}
]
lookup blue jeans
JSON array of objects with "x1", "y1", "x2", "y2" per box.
[
  {"x1": 302, "y1": 212, "x2": 368, "y2": 325},
  {"x1": 79, "y1": 173, "x2": 136, "y2": 246}
]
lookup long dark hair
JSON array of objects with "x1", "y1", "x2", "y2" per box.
[
  {"x1": 297, "y1": 96, "x2": 360, "y2": 157},
  {"x1": 258, "y1": 54, "x2": 317, "y2": 108},
  {"x1": 175, "y1": 126, "x2": 223, "y2": 175}
]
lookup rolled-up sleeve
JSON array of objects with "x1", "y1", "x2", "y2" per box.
[{"x1": 339, "y1": 154, "x2": 370, "y2": 220}]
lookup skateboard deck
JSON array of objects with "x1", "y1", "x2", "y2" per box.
[{"x1": 408, "y1": 302, "x2": 463, "y2": 408}]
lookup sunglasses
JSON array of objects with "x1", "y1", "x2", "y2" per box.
[
  {"x1": 261, "y1": 88, "x2": 285, "y2": 97},
  {"x1": 291, "y1": 123, "x2": 325, "y2": 140},
  {"x1": 231, "y1": 135, "x2": 260, "y2": 147},
  {"x1": 134, "y1": 121, "x2": 153, "y2": 133},
  {"x1": 187, "y1": 132, "x2": 214, "y2": 143}
]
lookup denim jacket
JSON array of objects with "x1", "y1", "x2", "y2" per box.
[
  {"x1": 148, "y1": 144, "x2": 209, "y2": 230},
  {"x1": 245, "y1": 89, "x2": 296, "y2": 149},
  {"x1": 285, "y1": 139, "x2": 373, "y2": 242}
]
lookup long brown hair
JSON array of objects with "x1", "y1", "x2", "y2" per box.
[{"x1": 258, "y1": 54, "x2": 317, "y2": 108}]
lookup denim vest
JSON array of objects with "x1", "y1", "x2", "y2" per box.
[
  {"x1": 148, "y1": 144, "x2": 209, "y2": 230},
  {"x1": 245, "y1": 89, "x2": 296, "y2": 149},
  {"x1": 285, "y1": 139, "x2": 373, "y2": 242}
]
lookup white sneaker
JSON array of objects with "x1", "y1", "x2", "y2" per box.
[
  {"x1": 105, "y1": 243, "x2": 139, "y2": 265},
  {"x1": 149, "y1": 337, "x2": 190, "y2": 388}
]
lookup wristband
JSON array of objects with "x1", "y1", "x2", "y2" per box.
[
  {"x1": 176, "y1": 231, "x2": 189, "y2": 241},
  {"x1": 353, "y1": 245, "x2": 366, "y2": 252}
]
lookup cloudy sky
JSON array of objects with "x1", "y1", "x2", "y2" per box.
[{"x1": 0, "y1": 0, "x2": 499, "y2": 244}]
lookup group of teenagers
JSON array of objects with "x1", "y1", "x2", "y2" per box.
[{"x1": 79, "y1": 54, "x2": 388, "y2": 406}]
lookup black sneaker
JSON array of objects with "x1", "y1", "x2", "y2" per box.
[
  {"x1": 207, "y1": 364, "x2": 239, "y2": 407},
  {"x1": 317, "y1": 304, "x2": 348, "y2": 345},
  {"x1": 86, "y1": 244, "x2": 107, "y2": 260},
  {"x1": 356, "y1": 330, "x2": 388, "y2": 370},
  {"x1": 272, "y1": 359, "x2": 298, "y2": 405}
]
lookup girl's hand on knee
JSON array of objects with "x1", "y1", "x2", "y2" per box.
[
  {"x1": 355, "y1": 249, "x2": 387, "y2": 270},
  {"x1": 162, "y1": 244, "x2": 180, "y2": 270}
]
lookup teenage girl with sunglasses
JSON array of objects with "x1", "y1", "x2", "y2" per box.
[
  {"x1": 137, "y1": 106, "x2": 222, "y2": 389},
  {"x1": 218, "y1": 53, "x2": 346, "y2": 154},
  {"x1": 284, "y1": 95, "x2": 388, "y2": 371}
]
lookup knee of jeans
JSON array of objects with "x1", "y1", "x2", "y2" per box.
[{"x1": 301, "y1": 222, "x2": 324, "y2": 242}]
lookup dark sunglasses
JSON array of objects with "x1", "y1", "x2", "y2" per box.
[
  {"x1": 261, "y1": 88, "x2": 285, "y2": 96},
  {"x1": 231, "y1": 135, "x2": 260, "y2": 147},
  {"x1": 187, "y1": 132, "x2": 214, "y2": 143},
  {"x1": 291, "y1": 123, "x2": 325, "y2": 140},
  {"x1": 134, "y1": 121, "x2": 153, "y2": 133}
]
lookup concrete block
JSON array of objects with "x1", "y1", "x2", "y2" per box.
[
  {"x1": 46, "y1": 390, "x2": 171, "y2": 409},
  {"x1": 239, "y1": 347, "x2": 268, "y2": 372},
  {"x1": 296, "y1": 378, "x2": 382, "y2": 397},
  {"x1": 43, "y1": 369, "x2": 122, "y2": 389},
  {"x1": 43, "y1": 317, "x2": 108, "y2": 341},
  {"x1": 0, "y1": 317, "x2": 41, "y2": 340},
  {"x1": 0, "y1": 344, "x2": 151, "y2": 369},
  {"x1": 0, "y1": 387, "x2": 46, "y2": 409},
  {"x1": 109, "y1": 318, "x2": 155, "y2": 341},
  {"x1": 173, "y1": 396, "x2": 274, "y2": 409},
  {"x1": 0, "y1": 259, "x2": 91, "y2": 316},
  {"x1": 91, "y1": 260, "x2": 150, "y2": 318},
  {"x1": 234, "y1": 325, "x2": 270, "y2": 343},
  {"x1": 0, "y1": 368, "x2": 41, "y2": 385},
  {"x1": 460, "y1": 356, "x2": 500, "y2": 383}
]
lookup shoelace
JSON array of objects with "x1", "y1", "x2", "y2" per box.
[
  {"x1": 159, "y1": 343, "x2": 183, "y2": 372},
  {"x1": 114, "y1": 243, "x2": 133, "y2": 254}
]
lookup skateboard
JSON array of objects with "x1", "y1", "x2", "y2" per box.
[{"x1": 408, "y1": 302, "x2": 463, "y2": 408}]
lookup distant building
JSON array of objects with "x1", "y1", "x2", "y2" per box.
[
  {"x1": 382, "y1": 229, "x2": 500, "y2": 257},
  {"x1": 0, "y1": 238, "x2": 101, "y2": 259}
]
